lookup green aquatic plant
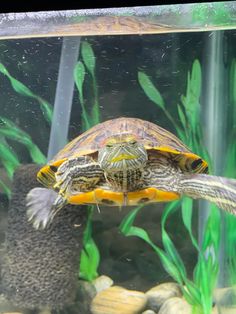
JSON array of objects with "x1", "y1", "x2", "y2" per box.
[
  {"x1": 79, "y1": 206, "x2": 100, "y2": 281},
  {"x1": 0, "y1": 175, "x2": 11, "y2": 198},
  {"x1": 0, "y1": 136, "x2": 20, "y2": 197},
  {"x1": 74, "y1": 41, "x2": 100, "y2": 130},
  {"x1": 120, "y1": 201, "x2": 219, "y2": 309},
  {"x1": 0, "y1": 63, "x2": 53, "y2": 123},
  {"x1": 0, "y1": 117, "x2": 46, "y2": 164},
  {"x1": 0, "y1": 135, "x2": 20, "y2": 178},
  {"x1": 74, "y1": 40, "x2": 101, "y2": 282},
  {"x1": 0, "y1": 117, "x2": 46, "y2": 196},
  {"x1": 79, "y1": 201, "x2": 100, "y2": 282},
  {"x1": 120, "y1": 59, "x2": 221, "y2": 314},
  {"x1": 224, "y1": 58, "x2": 236, "y2": 286},
  {"x1": 121, "y1": 201, "x2": 220, "y2": 313},
  {"x1": 138, "y1": 59, "x2": 210, "y2": 160},
  {"x1": 0, "y1": 63, "x2": 51, "y2": 197}
]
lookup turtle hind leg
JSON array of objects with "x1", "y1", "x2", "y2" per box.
[
  {"x1": 26, "y1": 187, "x2": 67, "y2": 230},
  {"x1": 178, "y1": 174, "x2": 236, "y2": 215}
]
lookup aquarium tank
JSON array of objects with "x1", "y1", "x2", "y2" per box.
[{"x1": 0, "y1": 2, "x2": 235, "y2": 314}]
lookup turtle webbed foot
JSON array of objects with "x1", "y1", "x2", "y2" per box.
[{"x1": 26, "y1": 187, "x2": 63, "y2": 230}]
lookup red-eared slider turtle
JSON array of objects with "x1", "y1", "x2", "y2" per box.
[{"x1": 26, "y1": 117, "x2": 236, "y2": 229}]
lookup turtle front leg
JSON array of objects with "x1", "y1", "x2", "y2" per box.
[
  {"x1": 27, "y1": 156, "x2": 104, "y2": 230},
  {"x1": 54, "y1": 156, "x2": 105, "y2": 196}
]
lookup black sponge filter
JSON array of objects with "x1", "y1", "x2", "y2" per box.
[{"x1": 1, "y1": 164, "x2": 88, "y2": 310}]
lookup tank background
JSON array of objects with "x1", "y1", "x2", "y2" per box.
[{"x1": 0, "y1": 30, "x2": 235, "y2": 293}]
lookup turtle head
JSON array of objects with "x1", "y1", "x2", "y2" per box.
[{"x1": 98, "y1": 134, "x2": 148, "y2": 172}]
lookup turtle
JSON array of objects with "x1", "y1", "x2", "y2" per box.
[{"x1": 26, "y1": 117, "x2": 236, "y2": 229}]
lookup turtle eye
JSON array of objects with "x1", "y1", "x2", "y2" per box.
[
  {"x1": 129, "y1": 140, "x2": 137, "y2": 145},
  {"x1": 106, "y1": 143, "x2": 113, "y2": 148}
]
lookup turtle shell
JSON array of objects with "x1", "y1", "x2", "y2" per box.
[{"x1": 38, "y1": 117, "x2": 208, "y2": 188}]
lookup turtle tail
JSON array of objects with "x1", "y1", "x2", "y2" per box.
[{"x1": 178, "y1": 174, "x2": 236, "y2": 215}]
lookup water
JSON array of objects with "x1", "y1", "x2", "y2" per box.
[{"x1": 0, "y1": 4, "x2": 236, "y2": 314}]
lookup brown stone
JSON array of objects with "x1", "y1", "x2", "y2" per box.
[
  {"x1": 158, "y1": 297, "x2": 191, "y2": 314},
  {"x1": 146, "y1": 282, "x2": 182, "y2": 311},
  {"x1": 92, "y1": 275, "x2": 114, "y2": 293},
  {"x1": 213, "y1": 285, "x2": 236, "y2": 306},
  {"x1": 91, "y1": 286, "x2": 147, "y2": 314}
]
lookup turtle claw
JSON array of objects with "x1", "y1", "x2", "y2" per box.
[{"x1": 26, "y1": 187, "x2": 59, "y2": 230}]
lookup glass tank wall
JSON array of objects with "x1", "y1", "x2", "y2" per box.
[{"x1": 0, "y1": 3, "x2": 235, "y2": 314}]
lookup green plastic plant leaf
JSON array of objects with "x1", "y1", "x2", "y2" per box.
[
  {"x1": 138, "y1": 71, "x2": 165, "y2": 109},
  {"x1": 161, "y1": 201, "x2": 187, "y2": 281},
  {"x1": 120, "y1": 199, "x2": 213, "y2": 311},
  {"x1": 119, "y1": 205, "x2": 144, "y2": 234},
  {"x1": 79, "y1": 206, "x2": 100, "y2": 281},
  {"x1": 0, "y1": 63, "x2": 53, "y2": 123},
  {"x1": 0, "y1": 178, "x2": 11, "y2": 198},
  {"x1": 201, "y1": 204, "x2": 221, "y2": 252},
  {"x1": 79, "y1": 237, "x2": 100, "y2": 281},
  {"x1": 177, "y1": 104, "x2": 187, "y2": 132},
  {"x1": 91, "y1": 97, "x2": 100, "y2": 127},
  {"x1": 74, "y1": 61, "x2": 86, "y2": 97},
  {"x1": 27, "y1": 144, "x2": 47, "y2": 164},
  {"x1": 74, "y1": 61, "x2": 91, "y2": 130},
  {"x1": 193, "y1": 256, "x2": 216, "y2": 313},
  {"x1": 182, "y1": 286, "x2": 199, "y2": 307},
  {"x1": 191, "y1": 59, "x2": 202, "y2": 100},
  {"x1": 229, "y1": 59, "x2": 236, "y2": 104},
  {"x1": 0, "y1": 117, "x2": 46, "y2": 164},
  {"x1": 225, "y1": 131, "x2": 236, "y2": 287},
  {"x1": 81, "y1": 41, "x2": 96, "y2": 78},
  {"x1": 224, "y1": 63, "x2": 236, "y2": 284},
  {"x1": 120, "y1": 206, "x2": 189, "y2": 284},
  {"x1": 181, "y1": 60, "x2": 201, "y2": 134},
  {"x1": 122, "y1": 223, "x2": 183, "y2": 284},
  {"x1": 0, "y1": 139, "x2": 20, "y2": 178},
  {"x1": 225, "y1": 138, "x2": 236, "y2": 179},
  {"x1": 175, "y1": 125, "x2": 187, "y2": 144},
  {"x1": 76, "y1": 41, "x2": 100, "y2": 128},
  {"x1": 181, "y1": 197, "x2": 199, "y2": 251},
  {"x1": 184, "y1": 279, "x2": 202, "y2": 306},
  {"x1": 81, "y1": 42, "x2": 100, "y2": 126},
  {"x1": 176, "y1": 102, "x2": 189, "y2": 144},
  {"x1": 138, "y1": 70, "x2": 181, "y2": 132},
  {"x1": 181, "y1": 201, "x2": 219, "y2": 312},
  {"x1": 0, "y1": 63, "x2": 34, "y2": 97},
  {"x1": 37, "y1": 98, "x2": 53, "y2": 123}
]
